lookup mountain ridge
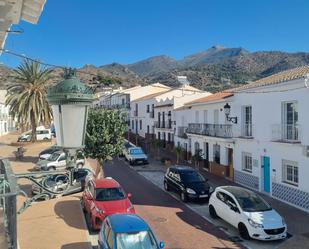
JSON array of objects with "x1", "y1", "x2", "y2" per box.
[{"x1": 1, "y1": 45, "x2": 309, "y2": 92}]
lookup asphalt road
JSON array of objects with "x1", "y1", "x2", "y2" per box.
[{"x1": 100, "y1": 159, "x2": 244, "y2": 249}]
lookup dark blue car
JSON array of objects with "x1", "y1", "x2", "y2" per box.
[{"x1": 98, "y1": 214, "x2": 165, "y2": 249}]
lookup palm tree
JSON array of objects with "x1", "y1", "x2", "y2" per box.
[{"x1": 6, "y1": 59, "x2": 54, "y2": 142}]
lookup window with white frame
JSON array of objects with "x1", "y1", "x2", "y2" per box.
[
  {"x1": 242, "y1": 152, "x2": 252, "y2": 172},
  {"x1": 242, "y1": 106, "x2": 252, "y2": 137},
  {"x1": 282, "y1": 160, "x2": 298, "y2": 186},
  {"x1": 195, "y1": 111, "x2": 199, "y2": 123},
  {"x1": 203, "y1": 110, "x2": 208, "y2": 123}
]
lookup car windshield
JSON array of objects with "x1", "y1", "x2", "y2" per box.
[
  {"x1": 236, "y1": 193, "x2": 272, "y2": 212},
  {"x1": 130, "y1": 148, "x2": 144, "y2": 155},
  {"x1": 95, "y1": 187, "x2": 126, "y2": 201},
  {"x1": 180, "y1": 171, "x2": 205, "y2": 183},
  {"x1": 48, "y1": 153, "x2": 60, "y2": 161},
  {"x1": 116, "y1": 230, "x2": 158, "y2": 249}
]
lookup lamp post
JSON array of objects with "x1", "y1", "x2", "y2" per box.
[
  {"x1": 223, "y1": 103, "x2": 237, "y2": 124},
  {"x1": 47, "y1": 68, "x2": 93, "y2": 178}
]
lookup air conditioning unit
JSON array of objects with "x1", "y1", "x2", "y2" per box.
[{"x1": 303, "y1": 146, "x2": 309, "y2": 157}]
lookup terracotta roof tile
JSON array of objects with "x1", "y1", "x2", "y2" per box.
[
  {"x1": 232, "y1": 66, "x2": 309, "y2": 91},
  {"x1": 185, "y1": 92, "x2": 233, "y2": 105}
]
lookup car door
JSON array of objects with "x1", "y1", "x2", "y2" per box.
[
  {"x1": 214, "y1": 191, "x2": 227, "y2": 219},
  {"x1": 173, "y1": 170, "x2": 183, "y2": 194},
  {"x1": 99, "y1": 221, "x2": 113, "y2": 249},
  {"x1": 225, "y1": 194, "x2": 242, "y2": 228},
  {"x1": 166, "y1": 168, "x2": 176, "y2": 190},
  {"x1": 57, "y1": 153, "x2": 67, "y2": 169}
]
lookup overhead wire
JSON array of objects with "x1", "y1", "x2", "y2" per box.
[{"x1": 1, "y1": 48, "x2": 308, "y2": 94}]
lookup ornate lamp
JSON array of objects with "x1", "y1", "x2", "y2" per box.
[
  {"x1": 47, "y1": 69, "x2": 94, "y2": 167},
  {"x1": 223, "y1": 103, "x2": 237, "y2": 124}
]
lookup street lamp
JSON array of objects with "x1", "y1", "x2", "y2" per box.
[
  {"x1": 223, "y1": 103, "x2": 237, "y2": 124},
  {"x1": 47, "y1": 68, "x2": 93, "y2": 168}
]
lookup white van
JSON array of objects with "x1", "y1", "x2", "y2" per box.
[{"x1": 18, "y1": 127, "x2": 52, "y2": 142}]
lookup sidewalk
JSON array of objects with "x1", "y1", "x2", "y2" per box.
[
  {"x1": 0, "y1": 132, "x2": 92, "y2": 249},
  {"x1": 134, "y1": 153, "x2": 309, "y2": 249}
]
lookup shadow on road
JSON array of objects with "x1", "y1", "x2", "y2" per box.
[
  {"x1": 8, "y1": 156, "x2": 38, "y2": 163},
  {"x1": 54, "y1": 199, "x2": 87, "y2": 230},
  {"x1": 61, "y1": 242, "x2": 93, "y2": 249}
]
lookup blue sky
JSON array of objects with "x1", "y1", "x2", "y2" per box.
[{"x1": 1, "y1": 0, "x2": 309, "y2": 68}]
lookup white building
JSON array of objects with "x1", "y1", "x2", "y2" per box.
[
  {"x1": 129, "y1": 83, "x2": 211, "y2": 146},
  {"x1": 0, "y1": 0, "x2": 46, "y2": 49},
  {"x1": 0, "y1": 90, "x2": 14, "y2": 136},
  {"x1": 174, "y1": 92, "x2": 234, "y2": 178},
  {"x1": 230, "y1": 67, "x2": 309, "y2": 212}
]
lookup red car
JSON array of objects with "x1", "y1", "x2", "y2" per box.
[{"x1": 82, "y1": 177, "x2": 135, "y2": 230}]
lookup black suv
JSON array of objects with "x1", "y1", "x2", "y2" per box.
[{"x1": 164, "y1": 166, "x2": 213, "y2": 202}]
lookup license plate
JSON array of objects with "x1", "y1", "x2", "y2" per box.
[{"x1": 199, "y1": 194, "x2": 208, "y2": 198}]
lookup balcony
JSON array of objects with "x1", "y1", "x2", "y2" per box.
[
  {"x1": 272, "y1": 124, "x2": 301, "y2": 143},
  {"x1": 177, "y1": 126, "x2": 188, "y2": 139},
  {"x1": 187, "y1": 123, "x2": 233, "y2": 138},
  {"x1": 154, "y1": 120, "x2": 173, "y2": 129},
  {"x1": 149, "y1": 111, "x2": 154, "y2": 118},
  {"x1": 133, "y1": 110, "x2": 138, "y2": 117}
]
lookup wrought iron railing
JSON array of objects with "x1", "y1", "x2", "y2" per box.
[
  {"x1": 272, "y1": 124, "x2": 301, "y2": 142},
  {"x1": 187, "y1": 123, "x2": 233, "y2": 138},
  {"x1": 0, "y1": 158, "x2": 18, "y2": 249},
  {"x1": 154, "y1": 120, "x2": 173, "y2": 129},
  {"x1": 177, "y1": 126, "x2": 188, "y2": 138}
]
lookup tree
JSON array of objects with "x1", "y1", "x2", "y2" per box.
[
  {"x1": 151, "y1": 139, "x2": 163, "y2": 159},
  {"x1": 192, "y1": 149, "x2": 203, "y2": 170},
  {"x1": 5, "y1": 59, "x2": 53, "y2": 142},
  {"x1": 84, "y1": 108, "x2": 127, "y2": 177},
  {"x1": 173, "y1": 145, "x2": 184, "y2": 165}
]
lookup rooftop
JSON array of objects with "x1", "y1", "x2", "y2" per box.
[
  {"x1": 185, "y1": 92, "x2": 233, "y2": 105},
  {"x1": 93, "y1": 178, "x2": 120, "y2": 188},
  {"x1": 232, "y1": 65, "x2": 309, "y2": 91},
  {"x1": 133, "y1": 90, "x2": 171, "y2": 102},
  {"x1": 108, "y1": 214, "x2": 149, "y2": 233}
]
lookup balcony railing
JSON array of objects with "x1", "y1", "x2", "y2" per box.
[
  {"x1": 272, "y1": 124, "x2": 301, "y2": 143},
  {"x1": 187, "y1": 123, "x2": 233, "y2": 138},
  {"x1": 177, "y1": 126, "x2": 188, "y2": 138},
  {"x1": 154, "y1": 120, "x2": 173, "y2": 129}
]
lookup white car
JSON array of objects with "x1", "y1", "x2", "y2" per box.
[
  {"x1": 18, "y1": 126, "x2": 52, "y2": 142},
  {"x1": 34, "y1": 151, "x2": 85, "y2": 171},
  {"x1": 209, "y1": 186, "x2": 287, "y2": 241},
  {"x1": 123, "y1": 147, "x2": 148, "y2": 165}
]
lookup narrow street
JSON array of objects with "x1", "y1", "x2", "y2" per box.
[{"x1": 90, "y1": 158, "x2": 245, "y2": 249}]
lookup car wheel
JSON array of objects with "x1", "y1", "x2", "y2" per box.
[
  {"x1": 43, "y1": 137, "x2": 49, "y2": 141},
  {"x1": 48, "y1": 167, "x2": 56, "y2": 171},
  {"x1": 129, "y1": 160, "x2": 134, "y2": 166},
  {"x1": 180, "y1": 192, "x2": 187, "y2": 202},
  {"x1": 238, "y1": 223, "x2": 251, "y2": 240},
  {"x1": 209, "y1": 205, "x2": 218, "y2": 219},
  {"x1": 164, "y1": 181, "x2": 169, "y2": 191}
]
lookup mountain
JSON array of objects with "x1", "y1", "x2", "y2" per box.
[
  {"x1": 127, "y1": 55, "x2": 179, "y2": 76},
  {"x1": 2, "y1": 46, "x2": 309, "y2": 92}
]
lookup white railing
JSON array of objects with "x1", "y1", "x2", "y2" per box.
[{"x1": 272, "y1": 124, "x2": 301, "y2": 142}]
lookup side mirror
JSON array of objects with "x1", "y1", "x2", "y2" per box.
[
  {"x1": 127, "y1": 193, "x2": 132, "y2": 198},
  {"x1": 159, "y1": 241, "x2": 165, "y2": 248}
]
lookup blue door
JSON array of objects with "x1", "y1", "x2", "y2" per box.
[{"x1": 263, "y1": 156, "x2": 270, "y2": 193}]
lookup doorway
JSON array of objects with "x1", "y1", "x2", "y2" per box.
[
  {"x1": 203, "y1": 142, "x2": 209, "y2": 170},
  {"x1": 227, "y1": 148, "x2": 234, "y2": 180},
  {"x1": 262, "y1": 156, "x2": 270, "y2": 193}
]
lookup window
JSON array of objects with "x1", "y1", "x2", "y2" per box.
[
  {"x1": 131, "y1": 120, "x2": 134, "y2": 129},
  {"x1": 158, "y1": 132, "x2": 161, "y2": 140},
  {"x1": 282, "y1": 160, "x2": 298, "y2": 186},
  {"x1": 146, "y1": 105, "x2": 150, "y2": 113},
  {"x1": 194, "y1": 142, "x2": 200, "y2": 154},
  {"x1": 213, "y1": 144, "x2": 220, "y2": 164},
  {"x1": 242, "y1": 152, "x2": 252, "y2": 172},
  {"x1": 216, "y1": 191, "x2": 226, "y2": 202},
  {"x1": 147, "y1": 125, "x2": 150, "y2": 134},
  {"x1": 282, "y1": 101, "x2": 298, "y2": 140},
  {"x1": 203, "y1": 110, "x2": 208, "y2": 123},
  {"x1": 139, "y1": 120, "x2": 142, "y2": 130},
  {"x1": 242, "y1": 106, "x2": 252, "y2": 137},
  {"x1": 195, "y1": 111, "x2": 199, "y2": 123},
  {"x1": 122, "y1": 98, "x2": 125, "y2": 105},
  {"x1": 214, "y1": 110, "x2": 219, "y2": 124}
]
